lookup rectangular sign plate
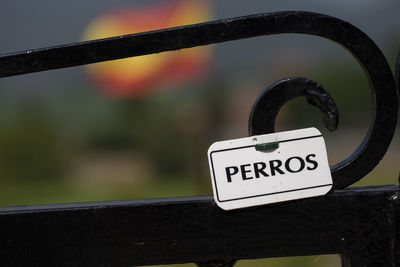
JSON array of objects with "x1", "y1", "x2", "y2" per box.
[{"x1": 208, "y1": 128, "x2": 332, "y2": 210}]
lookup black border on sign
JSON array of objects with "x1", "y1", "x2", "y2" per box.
[{"x1": 209, "y1": 134, "x2": 332, "y2": 202}]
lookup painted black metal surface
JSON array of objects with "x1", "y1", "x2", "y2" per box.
[
  {"x1": 249, "y1": 77, "x2": 339, "y2": 134},
  {"x1": 0, "y1": 186, "x2": 399, "y2": 267},
  {"x1": 248, "y1": 74, "x2": 397, "y2": 190},
  {"x1": 0, "y1": 11, "x2": 397, "y2": 189},
  {"x1": 396, "y1": 51, "x2": 400, "y2": 89},
  {"x1": 0, "y1": 10, "x2": 399, "y2": 267}
]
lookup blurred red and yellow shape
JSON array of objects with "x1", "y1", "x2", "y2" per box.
[{"x1": 82, "y1": 0, "x2": 213, "y2": 97}]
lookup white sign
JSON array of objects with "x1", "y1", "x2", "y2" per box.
[{"x1": 208, "y1": 128, "x2": 332, "y2": 210}]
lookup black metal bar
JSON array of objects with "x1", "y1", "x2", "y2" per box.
[
  {"x1": 0, "y1": 186, "x2": 399, "y2": 266},
  {"x1": 0, "y1": 11, "x2": 391, "y2": 79},
  {"x1": 0, "y1": 11, "x2": 348, "y2": 77},
  {"x1": 249, "y1": 78, "x2": 339, "y2": 134},
  {"x1": 0, "y1": 11, "x2": 398, "y2": 267}
]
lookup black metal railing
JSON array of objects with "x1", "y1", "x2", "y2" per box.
[{"x1": 0, "y1": 11, "x2": 399, "y2": 267}]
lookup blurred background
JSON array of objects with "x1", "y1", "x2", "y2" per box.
[{"x1": 0, "y1": 0, "x2": 399, "y2": 266}]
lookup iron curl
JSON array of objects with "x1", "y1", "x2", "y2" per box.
[{"x1": 248, "y1": 13, "x2": 398, "y2": 189}]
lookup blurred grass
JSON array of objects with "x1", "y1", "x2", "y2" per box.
[
  {"x1": 139, "y1": 254, "x2": 341, "y2": 267},
  {"x1": 0, "y1": 177, "x2": 206, "y2": 206},
  {"x1": 1, "y1": 136, "x2": 397, "y2": 206}
]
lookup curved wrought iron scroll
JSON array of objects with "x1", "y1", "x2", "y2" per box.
[
  {"x1": 249, "y1": 77, "x2": 339, "y2": 134},
  {"x1": 246, "y1": 16, "x2": 398, "y2": 189},
  {"x1": 0, "y1": 12, "x2": 398, "y2": 189}
]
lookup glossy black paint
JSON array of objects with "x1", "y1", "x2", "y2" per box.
[
  {"x1": 0, "y1": 186, "x2": 399, "y2": 267},
  {"x1": 0, "y1": 10, "x2": 398, "y2": 267},
  {"x1": 396, "y1": 51, "x2": 400, "y2": 89},
  {"x1": 249, "y1": 77, "x2": 339, "y2": 134}
]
